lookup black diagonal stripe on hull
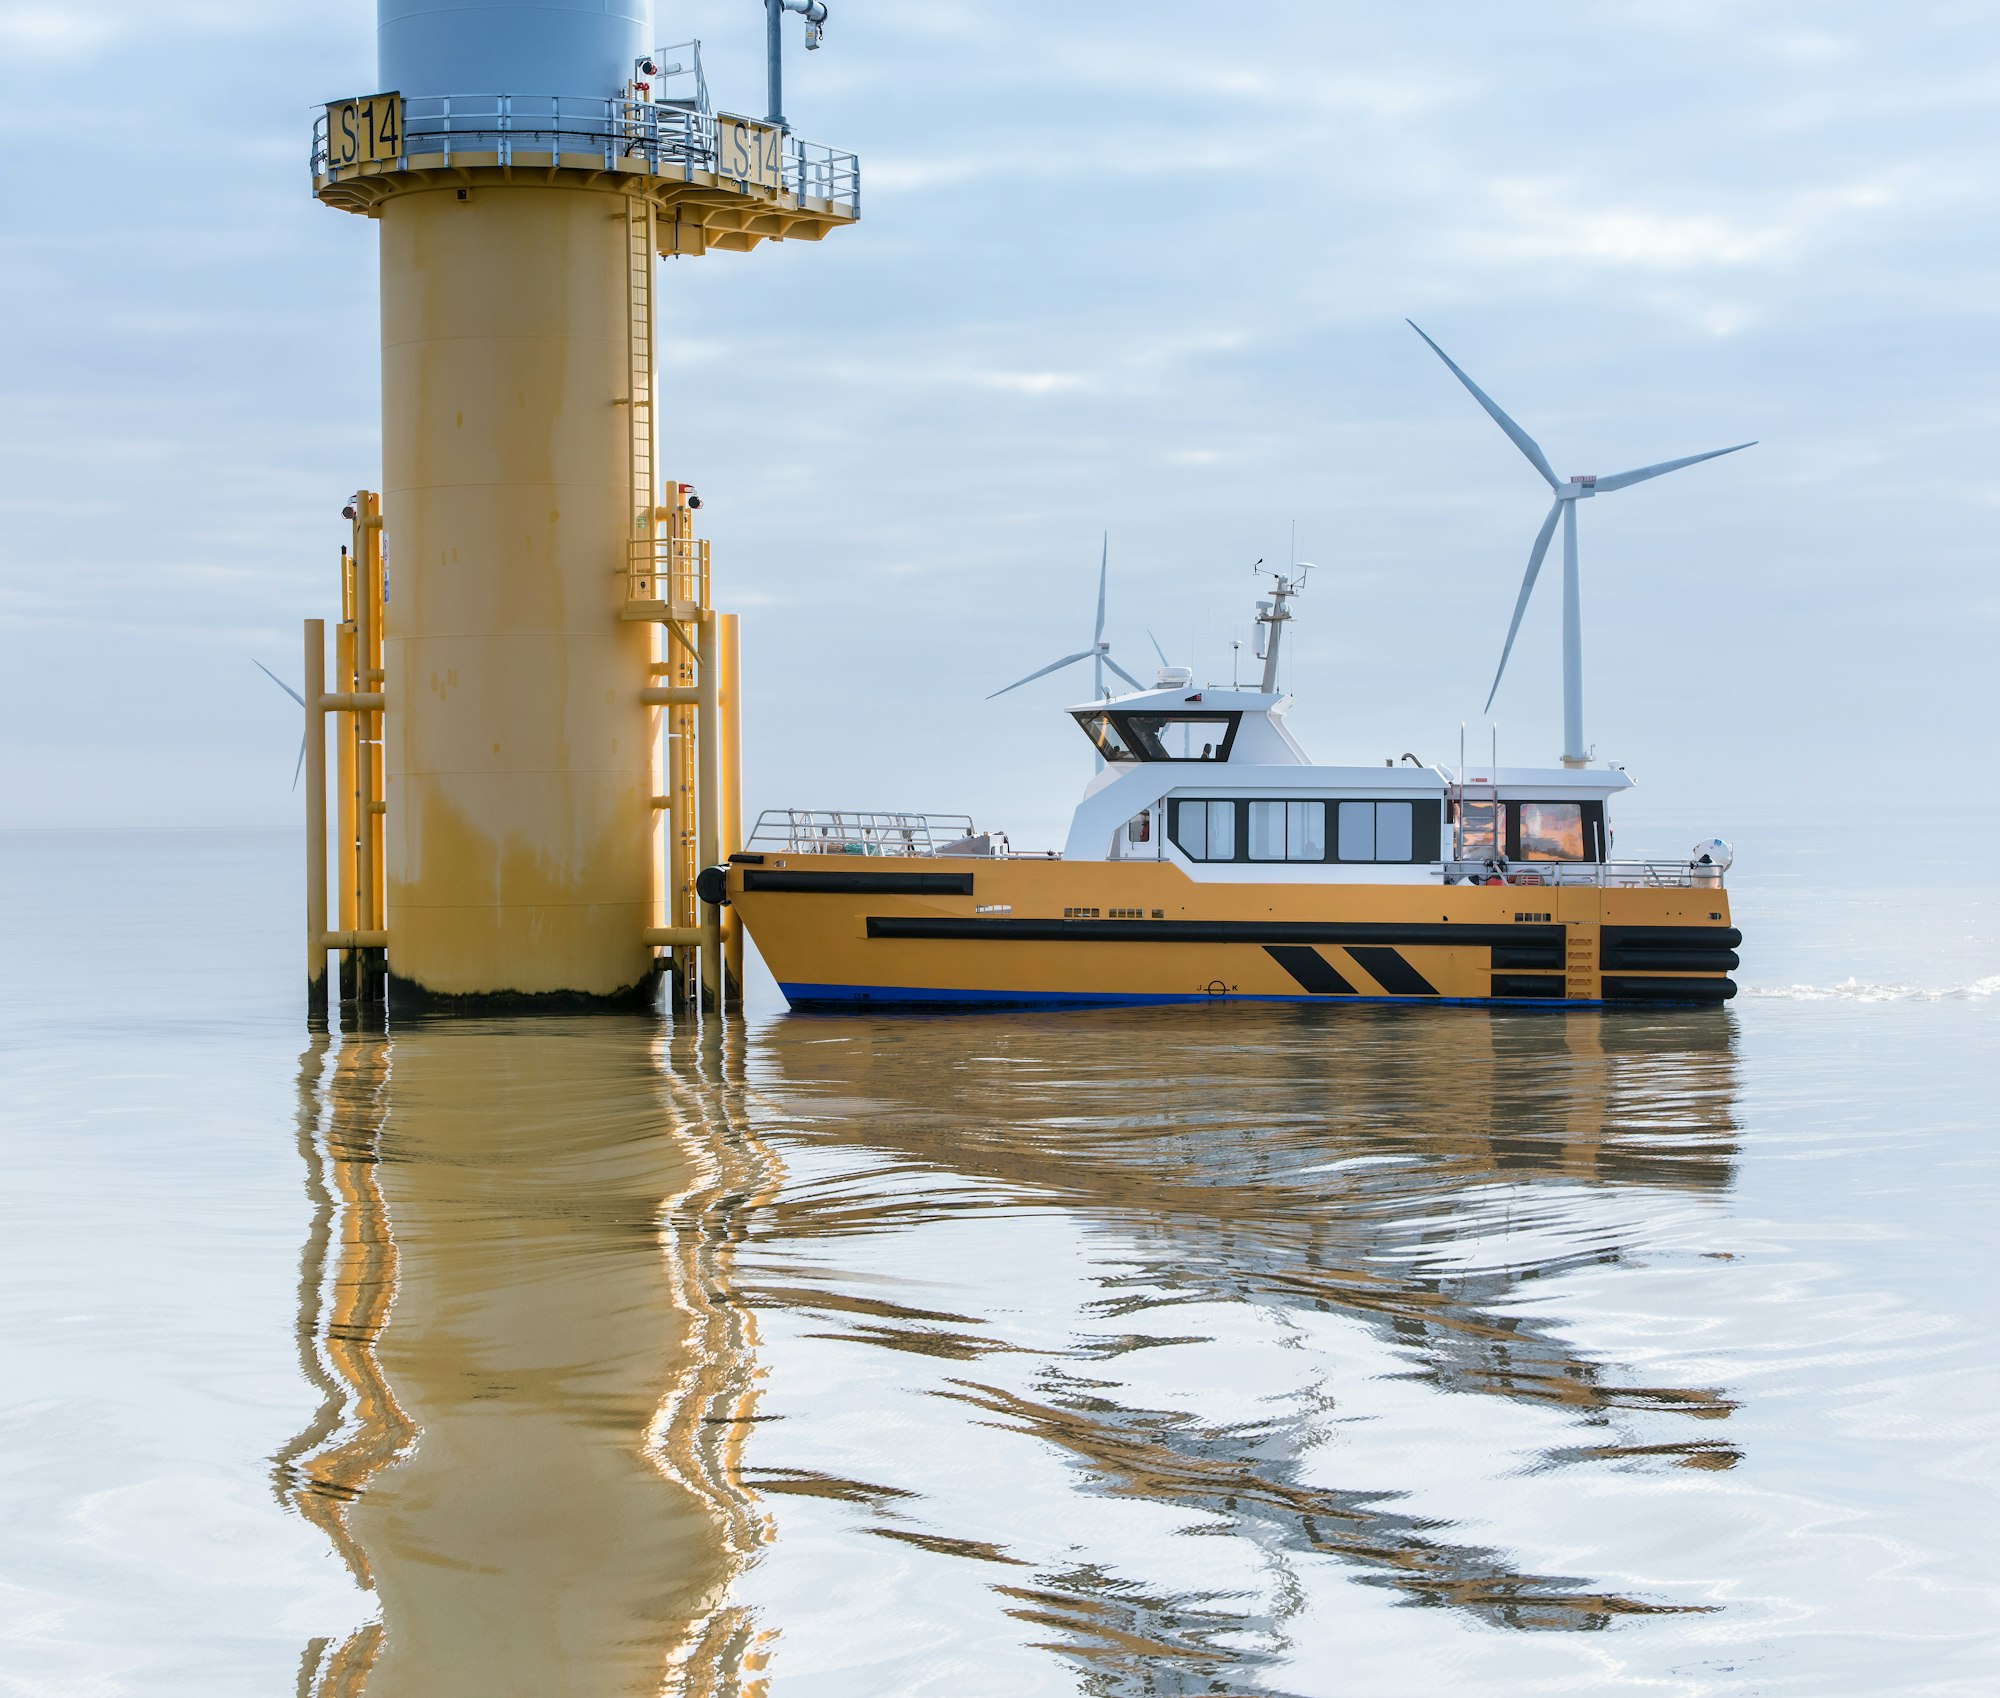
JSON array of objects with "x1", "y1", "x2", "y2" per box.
[
  {"x1": 1264, "y1": 945, "x2": 1358, "y2": 995},
  {"x1": 865, "y1": 917, "x2": 1560, "y2": 949},
  {"x1": 1346, "y1": 946, "x2": 1438, "y2": 996}
]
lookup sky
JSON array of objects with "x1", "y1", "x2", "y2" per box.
[{"x1": 1, "y1": 0, "x2": 1995, "y2": 847}]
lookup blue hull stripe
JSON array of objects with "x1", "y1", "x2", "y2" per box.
[{"x1": 777, "y1": 982, "x2": 1593, "y2": 1011}]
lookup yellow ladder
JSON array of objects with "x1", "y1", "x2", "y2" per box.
[
  {"x1": 624, "y1": 197, "x2": 657, "y2": 549},
  {"x1": 621, "y1": 196, "x2": 742, "y2": 1012}
]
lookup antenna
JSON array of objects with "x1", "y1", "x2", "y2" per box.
[{"x1": 1408, "y1": 320, "x2": 1753, "y2": 768}]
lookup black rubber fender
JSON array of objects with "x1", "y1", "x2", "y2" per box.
[{"x1": 694, "y1": 864, "x2": 730, "y2": 907}]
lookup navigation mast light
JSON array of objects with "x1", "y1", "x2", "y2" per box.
[{"x1": 767, "y1": 0, "x2": 831, "y2": 127}]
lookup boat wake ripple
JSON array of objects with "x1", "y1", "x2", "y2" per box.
[{"x1": 1746, "y1": 974, "x2": 2000, "y2": 1003}]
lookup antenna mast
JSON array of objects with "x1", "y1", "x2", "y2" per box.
[{"x1": 1253, "y1": 560, "x2": 1312, "y2": 694}]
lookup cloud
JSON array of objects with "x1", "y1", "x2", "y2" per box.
[
  {"x1": 1439, "y1": 168, "x2": 1928, "y2": 280},
  {"x1": 0, "y1": 5, "x2": 114, "y2": 55},
  {"x1": 970, "y1": 371, "x2": 1091, "y2": 396}
]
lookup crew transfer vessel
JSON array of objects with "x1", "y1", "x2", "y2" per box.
[{"x1": 715, "y1": 571, "x2": 1739, "y2": 1010}]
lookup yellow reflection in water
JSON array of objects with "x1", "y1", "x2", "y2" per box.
[
  {"x1": 278, "y1": 1019, "x2": 775, "y2": 1697},
  {"x1": 274, "y1": 1005, "x2": 1741, "y2": 1691}
]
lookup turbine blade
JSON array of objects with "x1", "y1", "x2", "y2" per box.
[
  {"x1": 1592, "y1": 441, "x2": 1757, "y2": 493},
  {"x1": 1484, "y1": 498, "x2": 1563, "y2": 713},
  {"x1": 254, "y1": 658, "x2": 307, "y2": 708},
  {"x1": 1147, "y1": 628, "x2": 1171, "y2": 667},
  {"x1": 293, "y1": 733, "x2": 307, "y2": 792},
  {"x1": 987, "y1": 650, "x2": 1095, "y2": 699},
  {"x1": 1094, "y1": 532, "x2": 1108, "y2": 646},
  {"x1": 1102, "y1": 653, "x2": 1145, "y2": 692},
  {"x1": 1407, "y1": 320, "x2": 1560, "y2": 490}
]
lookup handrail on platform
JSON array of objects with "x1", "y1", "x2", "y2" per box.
[{"x1": 311, "y1": 94, "x2": 860, "y2": 212}]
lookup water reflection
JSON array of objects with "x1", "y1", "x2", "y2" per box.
[
  {"x1": 738, "y1": 1006, "x2": 1741, "y2": 1672},
  {"x1": 278, "y1": 1020, "x2": 775, "y2": 1696},
  {"x1": 276, "y1": 1005, "x2": 1740, "y2": 1691}
]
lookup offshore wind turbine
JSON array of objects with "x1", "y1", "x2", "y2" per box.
[
  {"x1": 1408, "y1": 321, "x2": 1754, "y2": 768},
  {"x1": 988, "y1": 533, "x2": 1146, "y2": 701},
  {"x1": 253, "y1": 660, "x2": 310, "y2": 790}
]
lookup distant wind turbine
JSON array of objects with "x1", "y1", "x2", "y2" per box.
[
  {"x1": 253, "y1": 660, "x2": 309, "y2": 790},
  {"x1": 1408, "y1": 320, "x2": 1754, "y2": 768},
  {"x1": 988, "y1": 533, "x2": 1145, "y2": 701}
]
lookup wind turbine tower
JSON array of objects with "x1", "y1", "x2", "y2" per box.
[
  {"x1": 302, "y1": 0, "x2": 858, "y2": 1016},
  {"x1": 1409, "y1": 322, "x2": 1753, "y2": 769}
]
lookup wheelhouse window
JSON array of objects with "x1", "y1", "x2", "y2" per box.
[
  {"x1": 1122, "y1": 714, "x2": 1239, "y2": 762},
  {"x1": 1071, "y1": 710, "x2": 1240, "y2": 763},
  {"x1": 1074, "y1": 712, "x2": 1137, "y2": 762},
  {"x1": 1172, "y1": 798, "x2": 1437, "y2": 864}
]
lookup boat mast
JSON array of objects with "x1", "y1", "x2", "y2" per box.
[{"x1": 1255, "y1": 566, "x2": 1309, "y2": 693}]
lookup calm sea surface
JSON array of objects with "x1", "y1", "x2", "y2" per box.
[{"x1": 1, "y1": 826, "x2": 1994, "y2": 1696}]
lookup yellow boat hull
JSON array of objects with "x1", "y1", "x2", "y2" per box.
[{"x1": 726, "y1": 856, "x2": 1738, "y2": 1009}]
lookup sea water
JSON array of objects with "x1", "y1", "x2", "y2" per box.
[{"x1": 0, "y1": 825, "x2": 1994, "y2": 1696}]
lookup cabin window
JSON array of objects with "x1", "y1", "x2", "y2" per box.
[
  {"x1": 1376, "y1": 801, "x2": 1413, "y2": 860},
  {"x1": 1171, "y1": 799, "x2": 1237, "y2": 861},
  {"x1": 1247, "y1": 799, "x2": 1326, "y2": 861},
  {"x1": 1506, "y1": 800, "x2": 1605, "y2": 862},
  {"x1": 1174, "y1": 798, "x2": 1434, "y2": 863},
  {"x1": 1126, "y1": 809, "x2": 1151, "y2": 844},
  {"x1": 1457, "y1": 798, "x2": 1500, "y2": 858},
  {"x1": 1516, "y1": 801, "x2": 1585, "y2": 860},
  {"x1": 1336, "y1": 800, "x2": 1414, "y2": 862}
]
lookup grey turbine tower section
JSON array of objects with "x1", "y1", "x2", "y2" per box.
[
  {"x1": 378, "y1": 0, "x2": 647, "y2": 96},
  {"x1": 1408, "y1": 321, "x2": 1754, "y2": 769}
]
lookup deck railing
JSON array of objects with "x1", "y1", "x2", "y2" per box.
[
  {"x1": 747, "y1": 810, "x2": 987, "y2": 858},
  {"x1": 1445, "y1": 859, "x2": 1725, "y2": 889},
  {"x1": 311, "y1": 95, "x2": 860, "y2": 212},
  {"x1": 628, "y1": 533, "x2": 707, "y2": 609}
]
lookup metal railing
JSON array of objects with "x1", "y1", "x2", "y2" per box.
[
  {"x1": 1444, "y1": 859, "x2": 1725, "y2": 889},
  {"x1": 311, "y1": 95, "x2": 860, "y2": 212},
  {"x1": 628, "y1": 533, "x2": 706, "y2": 608},
  {"x1": 748, "y1": 810, "x2": 987, "y2": 858}
]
